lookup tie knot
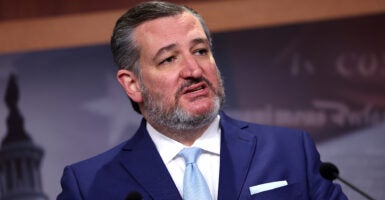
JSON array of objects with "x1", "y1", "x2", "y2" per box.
[{"x1": 179, "y1": 147, "x2": 202, "y2": 164}]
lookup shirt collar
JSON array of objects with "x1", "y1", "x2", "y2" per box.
[{"x1": 147, "y1": 115, "x2": 221, "y2": 164}]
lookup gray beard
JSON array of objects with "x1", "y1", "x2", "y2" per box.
[{"x1": 140, "y1": 78, "x2": 224, "y2": 132}]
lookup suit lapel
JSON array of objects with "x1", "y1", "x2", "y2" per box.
[
  {"x1": 119, "y1": 120, "x2": 182, "y2": 200},
  {"x1": 218, "y1": 112, "x2": 257, "y2": 200},
  {"x1": 115, "y1": 113, "x2": 257, "y2": 200}
]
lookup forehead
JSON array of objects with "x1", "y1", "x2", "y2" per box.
[{"x1": 132, "y1": 12, "x2": 207, "y2": 52}]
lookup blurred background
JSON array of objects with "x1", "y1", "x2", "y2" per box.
[{"x1": 1, "y1": 0, "x2": 384, "y2": 199}]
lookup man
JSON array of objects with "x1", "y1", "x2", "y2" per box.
[{"x1": 58, "y1": 1, "x2": 347, "y2": 199}]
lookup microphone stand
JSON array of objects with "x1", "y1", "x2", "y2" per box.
[
  {"x1": 336, "y1": 176, "x2": 375, "y2": 200},
  {"x1": 320, "y1": 162, "x2": 375, "y2": 200}
]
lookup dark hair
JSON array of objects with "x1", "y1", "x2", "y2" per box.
[{"x1": 110, "y1": 1, "x2": 212, "y2": 114}]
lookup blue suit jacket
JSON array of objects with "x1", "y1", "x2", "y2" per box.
[{"x1": 58, "y1": 112, "x2": 347, "y2": 200}]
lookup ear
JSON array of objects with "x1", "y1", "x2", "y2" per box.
[{"x1": 117, "y1": 69, "x2": 143, "y2": 103}]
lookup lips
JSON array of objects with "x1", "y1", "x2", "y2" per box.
[{"x1": 182, "y1": 82, "x2": 207, "y2": 95}]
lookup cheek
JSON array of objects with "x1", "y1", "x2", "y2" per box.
[
  {"x1": 205, "y1": 67, "x2": 221, "y2": 84},
  {"x1": 202, "y1": 57, "x2": 219, "y2": 76},
  {"x1": 142, "y1": 74, "x2": 178, "y2": 97}
]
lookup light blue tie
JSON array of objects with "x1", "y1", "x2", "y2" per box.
[{"x1": 179, "y1": 147, "x2": 212, "y2": 200}]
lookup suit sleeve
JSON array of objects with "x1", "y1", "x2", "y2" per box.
[
  {"x1": 301, "y1": 132, "x2": 348, "y2": 200},
  {"x1": 57, "y1": 166, "x2": 84, "y2": 200}
]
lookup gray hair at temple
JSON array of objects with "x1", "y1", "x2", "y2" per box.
[{"x1": 110, "y1": 1, "x2": 213, "y2": 114}]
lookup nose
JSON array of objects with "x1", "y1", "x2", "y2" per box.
[{"x1": 179, "y1": 55, "x2": 203, "y2": 79}]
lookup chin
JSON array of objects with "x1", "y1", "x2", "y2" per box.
[
  {"x1": 187, "y1": 104, "x2": 214, "y2": 114},
  {"x1": 180, "y1": 96, "x2": 222, "y2": 118}
]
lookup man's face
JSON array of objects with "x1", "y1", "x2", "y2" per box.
[{"x1": 133, "y1": 12, "x2": 224, "y2": 131}]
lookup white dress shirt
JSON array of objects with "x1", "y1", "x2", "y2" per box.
[{"x1": 147, "y1": 115, "x2": 221, "y2": 200}]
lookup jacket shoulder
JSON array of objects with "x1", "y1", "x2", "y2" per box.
[
  {"x1": 221, "y1": 111, "x2": 306, "y2": 137},
  {"x1": 70, "y1": 141, "x2": 126, "y2": 174}
]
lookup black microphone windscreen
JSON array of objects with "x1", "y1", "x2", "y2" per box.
[
  {"x1": 125, "y1": 191, "x2": 143, "y2": 200},
  {"x1": 320, "y1": 162, "x2": 339, "y2": 181}
]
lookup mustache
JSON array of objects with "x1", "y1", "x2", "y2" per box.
[{"x1": 176, "y1": 77, "x2": 214, "y2": 95}]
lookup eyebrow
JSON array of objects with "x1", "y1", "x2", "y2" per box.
[
  {"x1": 190, "y1": 38, "x2": 209, "y2": 47},
  {"x1": 152, "y1": 38, "x2": 209, "y2": 62},
  {"x1": 152, "y1": 44, "x2": 177, "y2": 63}
]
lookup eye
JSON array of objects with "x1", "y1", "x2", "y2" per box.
[
  {"x1": 193, "y1": 48, "x2": 208, "y2": 56},
  {"x1": 159, "y1": 56, "x2": 176, "y2": 65}
]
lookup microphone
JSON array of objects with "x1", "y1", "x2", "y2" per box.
[
  {"x1": 320, "y1": 162, "x2": 375, "y2": 200},
  {"x1": 125, "y1": 191, "x2": 143, "y2": 200}
]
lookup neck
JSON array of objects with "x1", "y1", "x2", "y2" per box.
[{"x1": 149, "y1": 122, "x2": 210, "y2": 146}]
